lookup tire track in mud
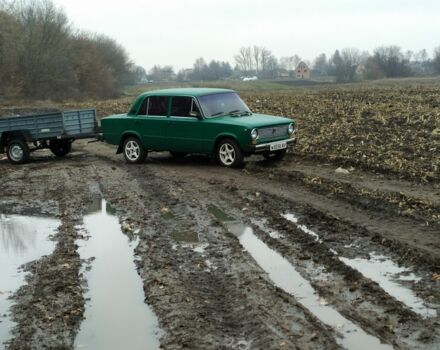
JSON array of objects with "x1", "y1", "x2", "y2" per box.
[
  {"x1": 3, "y1": 141, "x2": 437, "y2": 349},
  {"x1": 95, "y1": 161, "x2": 340, "y2": 350},
  {"x1": 247, "y1": 159, "x2": 440, "y2": 227},
  {"x1": 141, "y1": 161, "x2": 440, "y2": 350},
  {"x1": 151, "y1": 159, "x2": 440, "y2": 266}
]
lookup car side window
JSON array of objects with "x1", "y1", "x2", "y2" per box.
[
  {"x1": 171, "y1": 97, "x2": 201, "y2": 117},
  {"x1": 141, "y1": 96, "x2": 168, "y2": 116},
  {"x1": 138, "y1": 98, "x2": 148, "y2": 115}
]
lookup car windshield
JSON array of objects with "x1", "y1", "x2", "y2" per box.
[{"x1": 198, "y1": 92, "x2": 252, "y2": 118}]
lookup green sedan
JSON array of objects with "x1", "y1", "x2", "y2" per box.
[{"x1": 101, "y1": 88, "x2": 296, "y2": 168}]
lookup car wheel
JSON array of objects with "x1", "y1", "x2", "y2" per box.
[
  {"x1": 217, "y1": 139, "x2": 244, "y2": 168},
  {"x1": 49, "y1": 140, "x2": 72, "y2": 157},
  {"x1": 123, "y1": 137, "x2": 147, "y2": 164},
  {"x1": 7, "y1": 139, "x2": 30, "y2": 164},
  {"x1": 263, "y1": 149, "x2": 287, "y2": 161}
]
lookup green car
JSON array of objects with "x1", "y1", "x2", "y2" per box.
[{"x1": 101, "y1": 88, "x2": 296, "y2": 168}]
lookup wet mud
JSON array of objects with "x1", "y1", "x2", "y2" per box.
[{"x1": 0, "y1": 141, "x2": 439, "y2": 349}]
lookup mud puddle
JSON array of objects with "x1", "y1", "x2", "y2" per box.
[
  {"x1": 0, "y1": 214, "x2": 59, "y2": 348},
  {"x1": 226, "y1": 222, "x2": 392, "y2": 350},
  {"x1": 283, "y1": 212, "x2": 437, "y2": 318},
  {"x1": 209, "y1": 206, "x2": 392, "y2": 349},
  {"x1": 171, "y1": 229, "x2": 209, "y2": 253},
  {"x1": 340, "y1": 254, "x2": 437, "y2": 318},
  {"x1": 74, "y1": 199, "x2": 161, "y2": 350}
]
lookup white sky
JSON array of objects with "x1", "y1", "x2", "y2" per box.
[{"x1": 52, "y1": 0, "x2": 440, "y2": 70}]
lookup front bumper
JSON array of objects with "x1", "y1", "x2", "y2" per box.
[{"x1": 249, "y1": 137, "x2": 297, "y2": 153}]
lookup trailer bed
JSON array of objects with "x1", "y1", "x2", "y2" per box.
[{"x1": 0, "y1": 109, "x2": 99, "y2": 164}]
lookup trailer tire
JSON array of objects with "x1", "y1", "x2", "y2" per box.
[
  {"x1": 7, "y1": 139, "x2": 30, "y2": 164},
  {"x1": 50, "y1": 140, "x2": 72, "y2": 157}
]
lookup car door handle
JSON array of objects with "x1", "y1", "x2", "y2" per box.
[
  {"x1": 134, "y1": 120, "x2": 141, "y2": 125},
  {"x1": 167, "y1": 121, "x2": 175, "y2": 125}
]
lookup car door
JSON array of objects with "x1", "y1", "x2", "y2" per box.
[
  {"x1": 134, "y1": 96, "x2": 169, "y2": 150},
  {"x1": 167, "y1": 96, "x2": 209, "y2": 153}
]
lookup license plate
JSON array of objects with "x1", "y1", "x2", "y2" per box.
[{"x1": 269, "y1": 141, "x2": 287, "y2": 151}]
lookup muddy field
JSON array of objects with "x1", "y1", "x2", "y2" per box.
[
  {"x1": 0, "y1": 136, "x2": 439, "y2": 349},
  {"x1": 1, "y1": 83, "x2": 440, "y2": 349}
]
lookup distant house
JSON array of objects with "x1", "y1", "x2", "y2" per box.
[{"x1": 295, "y1": 61, "x2": 310, "y2": 80}]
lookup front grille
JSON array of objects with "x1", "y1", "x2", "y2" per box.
[{"x1": 258, "y1": 125, "x2": 288, "y2": 139}]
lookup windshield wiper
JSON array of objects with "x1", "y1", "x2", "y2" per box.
[
  {"x1": 229, "y1": 110, "x2": 252, "y2": 117},
  {"x1": 211, "y1": 111, "x2": 225, "y2": 117}
]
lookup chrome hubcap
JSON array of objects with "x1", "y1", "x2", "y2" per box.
[
  {"x1": 219, "y1": 143, "x2": 235, "y2": 166},
  {"x1": 9, "y1": 145, "x2": 24, "y2": 161},
  {"x1": 125, "y1": 141, "x2": 140, "y2": 161}
]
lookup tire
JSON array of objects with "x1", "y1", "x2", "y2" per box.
[
  {"x1": 49, "y1": 140, "x2": 72, "y2": 157},
  {"x1": 216, "y1": 138, "x2": 244, "y2": 168},
  {"x1": 123, "y1": 136, "x2": 147, "y2": 164},
  {"x1": 7, "y1": 139, "x2": 30, "y2": 164},
  {"x1": 263, "y1": 149, "x2": 287, "y2": 161}
]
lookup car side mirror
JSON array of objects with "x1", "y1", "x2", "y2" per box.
[{"x1": 190, "y1": 111, "x2": 202, "y2": 119}]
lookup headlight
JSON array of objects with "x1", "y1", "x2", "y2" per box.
[
  {"x1": 288, "y1": 123, "x2": 294, "y2": 134},
  {"x1": 251, "y1": 128, "x2": 259, "y2": 140}
]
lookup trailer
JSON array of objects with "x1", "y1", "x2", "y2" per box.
[{"x1": 0, "y1": 109, "x2": 99, "y2": 164}]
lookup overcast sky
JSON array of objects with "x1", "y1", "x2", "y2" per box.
[{"x1": 52, "y1": 0, "x2": 440, "y2": 70}]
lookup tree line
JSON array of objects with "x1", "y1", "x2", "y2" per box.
[
  {"x1": 0, "y1": 0, "x2": 146, "y2": 100},
  {"x1": 150, "y1": 45, "x2": 440, "y2": 83}
]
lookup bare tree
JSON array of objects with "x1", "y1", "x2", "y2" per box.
[
  {"x1": 313, "y1": 53, "x2": 328, "y2": 76},
  {"x1": 433, "y1": 46, "x2": 440, "y2": 74},
  {"x1": 329, "y1": 48, "x2": 362, "y2": 82},
  {"x1": 373, "y1": 46, "x2": 411, "y2": 77},
  {"x1": 234, "y1": 46, "x2": 253, "y2": 73},
  {"x1": 235, "y1": 46, "x2": 276, "y2": 77}
]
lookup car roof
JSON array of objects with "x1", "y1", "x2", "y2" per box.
[{"x1": 138, "y1": 88, "x2": 235, "y2": 98}]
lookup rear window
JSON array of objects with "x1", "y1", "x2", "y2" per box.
[{"x1": 138, "y1": 96, "x2": 168, "y2": 116}]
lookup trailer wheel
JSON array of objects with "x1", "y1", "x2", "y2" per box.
[
  {"x1": 49, "y1": 140, "x2": 72, "y2": 157},
  {"x1": 7, "y1": 139, "x2": 30, "y2": 164}
]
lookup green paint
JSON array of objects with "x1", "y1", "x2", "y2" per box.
[{"x1": 101, "y1": 88, "x2": 295, "y2": 156}]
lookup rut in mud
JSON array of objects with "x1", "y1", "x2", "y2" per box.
[{"x1": 0, "y1": 141, "x2": 439, "y2": 350}]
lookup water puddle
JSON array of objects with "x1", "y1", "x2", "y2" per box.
[
  {"x1": 250, "y1": 218, "x2": 283, "y2": 239},
  {"x1": 340, "y1": 254, "x2": 437, "y2": 318},
  {"x1": 282, "y1": 213, "x2": 321, "y2": 242},
  {"x1": 208, "y1": 204, "x2": 236, "y2": 222},
  {"x1": 74, "y1": 199, "x2": 161, "y2": 350},
  {"x1": 283, "y1": 212, "x2": 437, "y2": 318},
  {"x1": 226, "y1": 222, "x2": 392, "y2": 350},
  {"x1": 0, "y1": 214, "x2": 59, "y2": 348}
]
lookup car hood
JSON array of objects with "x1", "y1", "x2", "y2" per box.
[{"x1": 213, "y1": 113, "x2": 293, "y2": 128}]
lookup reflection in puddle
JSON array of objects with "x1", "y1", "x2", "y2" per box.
[
  {"x1": 340, "y1": 254, "x2": 437, "y2": 318},
  {"x1": 208, "y1": 205, "x2": 236, "y2": 223},
  {"x1": 283, "y1": 212, "x2": 437, "y2": 318},
  {"x1": 75, "y1": 199, "x2": 161, "y2": 350},
  {"x1": 282, "y1": 213, "x2": 321, "y2": 242},
  {"x1": 226, "y1": 222, "x2": 393, "y2": 350},
  {"x1": 251, "y1": 218, "x2": 283, "y2": 239},
  {"x1": 0, "y1": 214, "x2": 59, "y2": 348}
]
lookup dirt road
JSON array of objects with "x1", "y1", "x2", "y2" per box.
[{"x1": 1, "y1": 141, "x2": 439, "y2": 350}]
